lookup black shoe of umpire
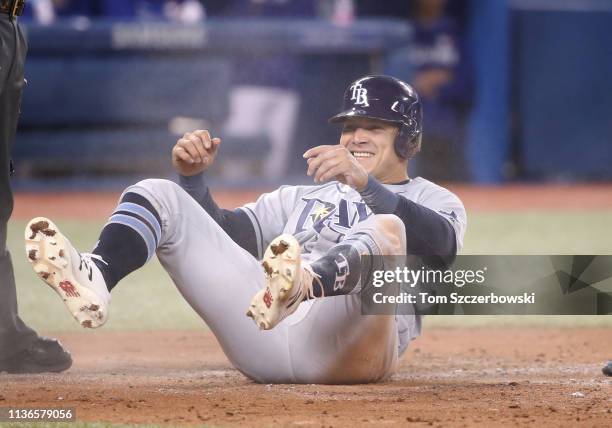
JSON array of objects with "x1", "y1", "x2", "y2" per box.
[
  {"x1": 603, "y1": 361, "x2": 612, "y2": 377},
  {"x1": 0, "y1": 337, "x2": 72, "y2": 374}
]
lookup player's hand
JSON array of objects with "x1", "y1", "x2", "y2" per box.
[
  {"x1": 172, "y1": 130, "x2": 221, "y2": 176},
  {"x1": 303, "y1": 145, "x2": 369, "y2": 191}
]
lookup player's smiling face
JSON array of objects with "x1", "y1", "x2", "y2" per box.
[{"x1": 339, "y1": 117, "x2": 407, "y2": 183}]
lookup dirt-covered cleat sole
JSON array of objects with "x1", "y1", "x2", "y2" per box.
[
  {"x1": 246, "y1": 234, "x2": 307, "y2": 330},
  {"x1": 25, "y1": 217, "x2": 109, "y2": 328}
]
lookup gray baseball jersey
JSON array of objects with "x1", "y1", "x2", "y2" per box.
[{"x1": 240, "y1": 177, "x2": 466, "y2": 262}]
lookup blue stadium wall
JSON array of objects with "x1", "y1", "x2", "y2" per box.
[
  {"x1": 454, "y1": 0, "x2": 612, "y2": 182},
  {"x1": 510, "y1": 0, "x2": 612, "y2": 181}
]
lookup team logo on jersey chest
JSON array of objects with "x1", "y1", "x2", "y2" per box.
[{"x1": 295, "y1": 197, "x2": 372, "y2": 237}]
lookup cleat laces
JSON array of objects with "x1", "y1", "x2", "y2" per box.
[
  {"x1": 286, "y1": 264, "x2": 324, "y2": 310},
  {"x1": 79, "y1": 253, "x2": 108, "y2": 282}
]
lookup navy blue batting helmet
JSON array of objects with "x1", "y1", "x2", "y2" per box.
[{"x1": 329, "y1": 75, "x2": 422, "y2": 159}]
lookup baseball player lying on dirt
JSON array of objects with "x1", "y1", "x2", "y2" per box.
[{"x1": 25, "y1": 75, "x2": 466, "y2": 384}]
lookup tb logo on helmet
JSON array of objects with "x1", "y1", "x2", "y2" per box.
[{"x1": 350, "y1": 82, "x2": 369, "y2": 107}]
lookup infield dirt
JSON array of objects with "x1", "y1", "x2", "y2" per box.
[{"x1": 1, "y1": 328, "x2": 610, "y2": 427}]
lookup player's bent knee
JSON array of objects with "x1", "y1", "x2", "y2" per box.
[
  {"x1": 372, "y1": 214, "x2": 404, "y2": 233},
  {"x1": 131, "y1": 178, "x2": 177, "y2": 193},
  {"x1": 371, "y1": 214, "x2": 406, "y2": 255},
  {"x1": 126, "y1": 178, "x2": 183, "y2": 203}
]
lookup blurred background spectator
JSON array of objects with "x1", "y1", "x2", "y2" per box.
[
  {"x1": 203, "y1": 0, "x2": 316, "y2": 179},
  {"x1": 408, "y1": 0, "x2": 473, "y2": 182}
]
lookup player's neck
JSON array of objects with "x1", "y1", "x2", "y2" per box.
[{"x1": 375, "y1": 167, "x2": 409, "y2": 184}]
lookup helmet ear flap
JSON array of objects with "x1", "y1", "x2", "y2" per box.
[{"x1": 394, "y1": 124, "x2": 422, "y2": 159}]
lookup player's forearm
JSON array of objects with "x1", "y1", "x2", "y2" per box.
[
  {"x1": 179, "y1": 172, "x2": 224, "y2": 224},
  {"x1": 359, "y1": 175, "x2": 401, "y2": 213},
  {"x1": 359, "y1": 176, "x2": 456, "y2": 263},
  {"x1": 178, "y1": 173, "x2": 258, "y2": 257}
]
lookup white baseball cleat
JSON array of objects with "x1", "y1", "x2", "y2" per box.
[
  {"x1": 246, "y1": 234, "x2": 320, "y2": 330},
  {"x1": 25, "y1": 217, "x2": 111, "y2": 329}
]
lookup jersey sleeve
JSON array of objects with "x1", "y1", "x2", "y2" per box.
[
  {"x1": 238, "y1": 185, "x2": 304, "y2": 259},
  {"x1": 418, "y1": 187, "x2": 467, "y2": 251}
]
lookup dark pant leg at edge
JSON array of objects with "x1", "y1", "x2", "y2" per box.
[{"x1": 0, "y1": 16, "x2": 37, "y2": 360}]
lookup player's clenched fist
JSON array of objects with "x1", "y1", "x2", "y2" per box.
[
  {"x1": 303, "y1": 145, "x2": 369, "y2": 191},
  {"x1": 172, "y1": 130, "x2": 221, "y2": 176}
]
